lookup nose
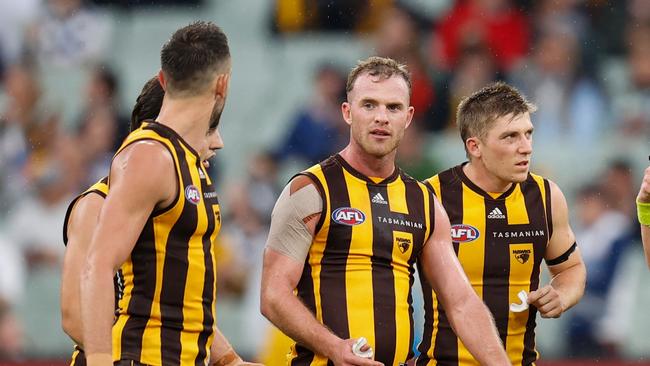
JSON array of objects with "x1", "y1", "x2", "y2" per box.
[
  {"x1": 374, "y1": 105, "x2": 389, "y2": 125},
  {"x1": 211, "y1": 130, "x2": 224, "y2": 150},
  {"x1": 519, "y1": 135, "x2": 532, "y2": 154}
]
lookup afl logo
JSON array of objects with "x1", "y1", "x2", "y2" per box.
[
  {"x1": 185, "y1": 185, "x2": 201, "y2": 205},
  {"x1": 450, "y1": 224, "x2": 480, "y2": 243},
  {"x1": 332, "y1": 207, "x2": 366, "y2": 226}
]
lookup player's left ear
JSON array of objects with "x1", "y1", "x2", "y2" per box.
[
  {"x1": 405, "y1": 105, "x2": 415, "y2": 129},
  {"x1": 214, "y1": 73, "x2": 230, "y2": 100},
  {"x1": 466, "y1": 137, "x2": 481, "y2": 159},
  {"x1": 157, "y1": 70, "x2": 167, "y2": 91}
]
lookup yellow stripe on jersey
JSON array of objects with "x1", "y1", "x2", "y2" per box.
[{"x1": 343, "y1": 169, "x2": 376, "y2": 351}]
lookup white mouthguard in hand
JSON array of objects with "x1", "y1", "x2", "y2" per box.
[
  {"x1": 352, "y1": 337, "x2": 374, "y2": 359},
  {"x1": 509, "y1": 290, "x2": 529, "y2": 312}
]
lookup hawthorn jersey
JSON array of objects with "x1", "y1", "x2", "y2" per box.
[
  {"x1": 63, "y1": 177, "x2": 111, "y2": 366},
  {"x1": 111, "y1": 121, "x2": 221, "y2": 365},
  {"x1": 418, "y1": 164, "x2": 553, "y2": 366},
  {"x1": 290, "y1": 154, "x2": 435, "y2": 366}
]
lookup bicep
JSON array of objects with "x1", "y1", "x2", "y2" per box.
[
  {"x1": 544, "y1": 181, "x2": 577, "y2": 262},
  {"x1": 419, "y1": 198, "x2": 472, "y2": 306}
]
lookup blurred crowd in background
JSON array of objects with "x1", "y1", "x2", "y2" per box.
[{"x1": 0, "y1": 0, "x2": 648, "y2": 363}]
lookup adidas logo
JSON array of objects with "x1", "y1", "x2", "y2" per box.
[
  {"x1": 371, "y1": 193, "x2": 388, "y2": 205},
  {"x1": 487, "y1": 207, "x2": 506, "y2": 219}
]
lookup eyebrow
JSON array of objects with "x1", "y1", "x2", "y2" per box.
[{"x1": 359, "y1": 97, "x2": 404, "y2": 107}]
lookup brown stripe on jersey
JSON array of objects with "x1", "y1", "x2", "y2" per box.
[
  {"x1": 521, "y1": 178, "x2": 548, "y2": 364},
  {"x1": 403, "y1": 177, "x2": 428, "y2": 360},
  {"x1": 300, "y1": 171, "x2": 328, "y2": 233},
  {"x1": 291, "y1": 261, "x2": 316, "y2": 366},
  {"x1": 71, "y1": 346, "x2": 86, "y2": 366},
  {"x1": 423, "y1": 180, "x2": 435, "y2": 195},
  {"x1": 319, "y1": 161, "x2": 351, "y2": 340},
  {"x1": 543, "y1": 179, "x2": 553, "y2": 238},
  {"x1": 159, "y1": 138, "x2": 196, "y2": 365},
  {"x1": 291, "y1": 344, "x2": 317, "y2": 366},
  {"x1": 368, "y1": 183, "x2": 397, "y2": 365},
  {"x1": 120, "y1": 219, "x2": 157, "y2": 359},
  {"x1": 436, "y1": 168, "x2": 464, "y2": 364},
  {"x1": 195, "y1": 172, "x2": 217, "y2": 365},
  {"x1": 482, "y1": 199, "x2": 510, "y2": 348}
]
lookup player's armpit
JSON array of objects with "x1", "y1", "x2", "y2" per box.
[{"x1": 265, "y1": 176, "x2": 322, "y2": 263}]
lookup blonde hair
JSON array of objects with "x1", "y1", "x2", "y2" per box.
[
  {"x1": 457, "y1": 82, "x2": 537, "y2": 148},
  {"x1": 346, "y1": 56, "x2": 411, "y2": 95}
]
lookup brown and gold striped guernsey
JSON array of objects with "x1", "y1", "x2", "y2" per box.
[
  {"x1": 63, "y1": 177, "x2": 109, "y2": 246},
  {"x1": 290, "y1": 154, "x2": 436, "y2": 366},
  {"x1": 63, "y1": 177, "x2": 110, "y2": 366},
  {"x1": 417, "y1": 163, "x2": 553, "y2": 366},
  {"x1": 111, "y1": 121, "x2": 221, "y2": 366}
]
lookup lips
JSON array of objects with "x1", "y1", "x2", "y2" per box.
[
  {"x1": 516, "y1": 161, "x2": 529, "y2": 167},
  {"x1": 370, "y1": 128, "x2": 391, "y2": 137}
]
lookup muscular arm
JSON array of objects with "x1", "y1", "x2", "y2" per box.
[
  {"x1": 260, "y1": 176, "x2": 381, "y2": 366},
  {"x1": 528, "y1": 180, "x2": 586, "y2": 318},
  {"x1": 81, "y1": 141, "x2": 176, "y2": 365},
  {"x1": 419, "y1": 197, "x2": 509, "y2": 366},
  {"x1": 61, "y1": 193, "x2": 104, "y2": 345},
  {"x1": 637, "y1": 166, "x2": 650, "y2": 268}
]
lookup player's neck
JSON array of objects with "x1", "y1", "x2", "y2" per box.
[
  {"x1": 339, "y1": 144, "x2": 396, "y2": 179},
  {"x1": 463, "y1": 161, "x2": 513, "y2": 193},
  {"x1": 156, "y1": 94, "x2": 212, "y2": 151}
]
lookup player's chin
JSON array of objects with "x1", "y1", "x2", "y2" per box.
[{"x1": 511, "y1": 171, "x2": 529, "y2": 183}]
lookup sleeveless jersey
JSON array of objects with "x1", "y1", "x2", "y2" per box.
[
  {"x1": 290, "y1": 154, "x2": 435, "y2": 366},
  {"x1": 111, "y1": 121, "x2": 221, "y2": 366},
  {"x1": 417, "y1": 164, "x2": 553, "y2": 366}
]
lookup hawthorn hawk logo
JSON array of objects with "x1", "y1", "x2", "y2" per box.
[{"x1": 513, "y1": 249, "x2": 532, "y2": 264}]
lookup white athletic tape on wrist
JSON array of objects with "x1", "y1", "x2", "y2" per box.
[
  {"x1": 352, "y1": 337, "x2": 374, "y2": 359},
  {"x1": 509, "y1": 290, "x2": 529, "y2": 312}
]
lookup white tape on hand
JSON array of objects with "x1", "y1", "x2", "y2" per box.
[
  {"x1": 509, "y1": 290, "x2": 529, "y2": 312},
  {"x1": 352, "y1": 337, "x2": 374, "y2": 359}
]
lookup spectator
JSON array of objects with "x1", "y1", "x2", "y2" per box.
[
  {"x1": 432, "y1": 0, "x2": 530, "y2": 72},
  {"x1": 605, "y1": 24, "x2": 650, "y2": 138},
  {"x1": 24, "y1": 0, "x2": 112, "y2": 68},
  {"x1": 0, "y1": 62, "x2": 53, "y2": 218},
  {"x1": 374, "y1": 4, "x2": 450, "y2": 131},
  {"x1": 272, "y1": 0, "x2": 393, "y2": 33},
  {"x1": 78, "y1": 65, "x2": 130, "y2": 149},
  {"x1": 510, "y1": 22, "x2": 608, "y2": 145},
  {"x1": 272, "y1": 64, "x2": 347, "y2": 166},
  {"x1": 443, "y1": 43, "x2": 499, "y2": 131},
  {"x1": 567, "y1": 184, "x2": 631, "y2": 358}
]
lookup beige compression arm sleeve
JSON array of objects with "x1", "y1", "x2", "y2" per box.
[{"x1": 265, "y1": 182, "x2": 322, "y2": 263}]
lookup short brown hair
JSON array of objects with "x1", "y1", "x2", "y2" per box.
[
  {"x1": 160, "y1": 21, "x2": 230, "y2": 97},
  {"x1": 346, "y1": 56, "x2": 411, "y2": 95},
  {"x1": 457, "y1": 82, "x2": 536, "y2": 146}
]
